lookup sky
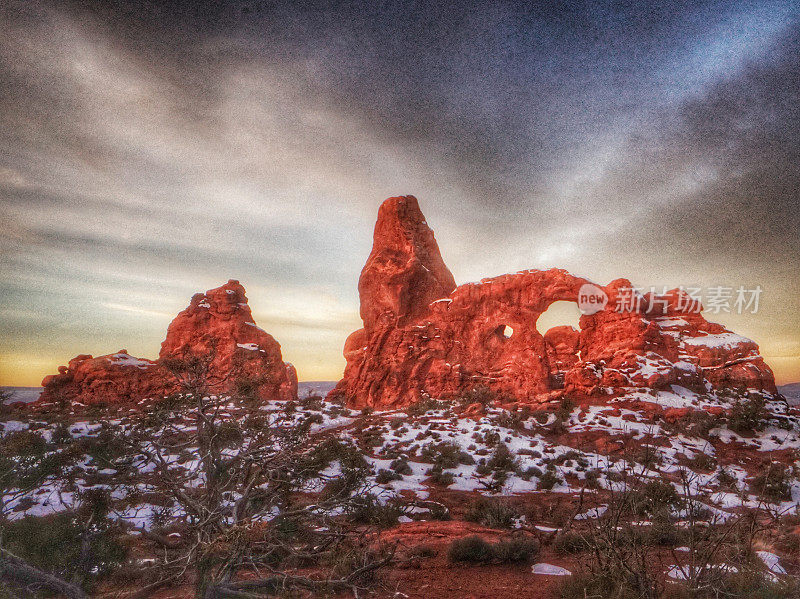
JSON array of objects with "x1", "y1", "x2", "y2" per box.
[{"x1": 1, "y1": 0, "x2": 798, "y2": 386}]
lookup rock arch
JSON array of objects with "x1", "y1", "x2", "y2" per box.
[{"x1": 330, "y1": 196, "x2": 777, "y2": 408}]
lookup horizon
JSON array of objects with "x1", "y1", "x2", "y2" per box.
[
  {"x1": 2, "y1": 0, "x2": 799, "y2": 387},
  {"x1": 3, "y1": 257, "x2": 800, "y2": 387}
]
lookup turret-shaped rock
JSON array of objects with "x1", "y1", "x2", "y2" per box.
[
  {"x1": 330, "y1": 196, "x2": 777, "y2": 409},
  {"x1": 38, "y1": 281, "x2": 297, "y2": 407},
  {"x1": 359, "y1": 196, "x2": 456, "y2": 332}
]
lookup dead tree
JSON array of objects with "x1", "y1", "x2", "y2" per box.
[
  {"x1": 108, "y1": 355, "x2": 392, "y2": 598},
  {"x1": 0, "y1": 547, "x2": 88, "y2": 599}
]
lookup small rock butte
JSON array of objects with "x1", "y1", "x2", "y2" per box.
[{"x1": 39, "y1": 280, "x2": 298, "y2": 405}]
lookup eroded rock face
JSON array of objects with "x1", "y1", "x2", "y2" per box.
[
  {"x1": 39, "y1": 280, "x2": 297, "y2": 406},
  {"x1": 331, "y1": 196, "x2": 777, "y2": 408},
  {"x1": 358, "y1": 196, "x2": 457, "y2": 331},
  {"x1": 160, "y1": 279, "x2": 298, "y2": 402},
  {"x1": 39, "y1": 351, "x2": 170, "y2": 406}
]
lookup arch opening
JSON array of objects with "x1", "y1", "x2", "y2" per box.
[
  {"x1": 536, "y1": 301, "x2": 583, "y2": 390},
  {"x1": 493, "y1": 324, "x2": 515, "y2": 340},
  {"x1": 535, "y1": 301, "x2": 582, "y2": 335}
]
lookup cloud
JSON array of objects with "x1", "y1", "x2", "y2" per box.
[
  {"x1": 101, "y1": 302, "x2": 173, "y2": 319},
  {"x1": 1, "y1": 0, "x2": 798, "y2": 384}
]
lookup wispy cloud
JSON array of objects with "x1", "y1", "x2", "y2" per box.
[
  {"x1": 1, "y1": 0, "x2": 798, "y2": 385},
  {"x1": 100, "y1": 302, "x2": 173, "y2": 319}
]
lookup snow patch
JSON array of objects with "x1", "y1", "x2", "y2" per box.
[
  {"x1": 683, "y1": 332, "x2": 752, "y2": 349},
  {"x1": 532, "y1": 563, "x2": 572, "y2": 576},
  {"x1": 108, "y1": 353, "x2": 152, "y2": 369}
]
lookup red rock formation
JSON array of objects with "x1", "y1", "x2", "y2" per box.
[
  {"x1": 544, "y1": 326, "x2": 581, "y2": 373},
  {"x1": 38, "y1": 280, "x2": 297, "y2": 406},
  {"x1": 160, "y1": 279, "x2": 298, "y2": 402},
  {"x1": 331, "y1": 196, "x2": 777, "y2": 408},
  {"x1": 39, "y1": 351, "x2": 170, "y2": 406},
  {"x1": 358, "y1": 196, "x2": 456, "y2": 331}
]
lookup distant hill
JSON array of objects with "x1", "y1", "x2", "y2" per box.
[
  {"x1": 1, "y1": 386, "x2": 42, "y2": 404},
  {"x1": 2, "y1": 383, "x2": 339, "y2": 405},
  {"x1": 297, "y1": 381, "x2": 337, "y2": 397},
  {"x1": 5, "y1": 381, "x2": 795, "y2": 405},
  {"x1": 780, "y1": 382, "x2": 800, "y2": 406}
]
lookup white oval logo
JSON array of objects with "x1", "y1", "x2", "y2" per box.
[{"x1": 577, "y1": 283, "x2": 608, "y2": 315}]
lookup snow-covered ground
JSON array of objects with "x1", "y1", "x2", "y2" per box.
[
  {"x1": 3, "y1": 384, "x2": 798, "y2": 593},
  {"x1": 3, "y1": 385, "x2": 800, "y2": 535}
]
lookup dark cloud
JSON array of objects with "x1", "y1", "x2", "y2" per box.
[{"x1": 1, "y1": 0, "x2": 799, "y2": 384}]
